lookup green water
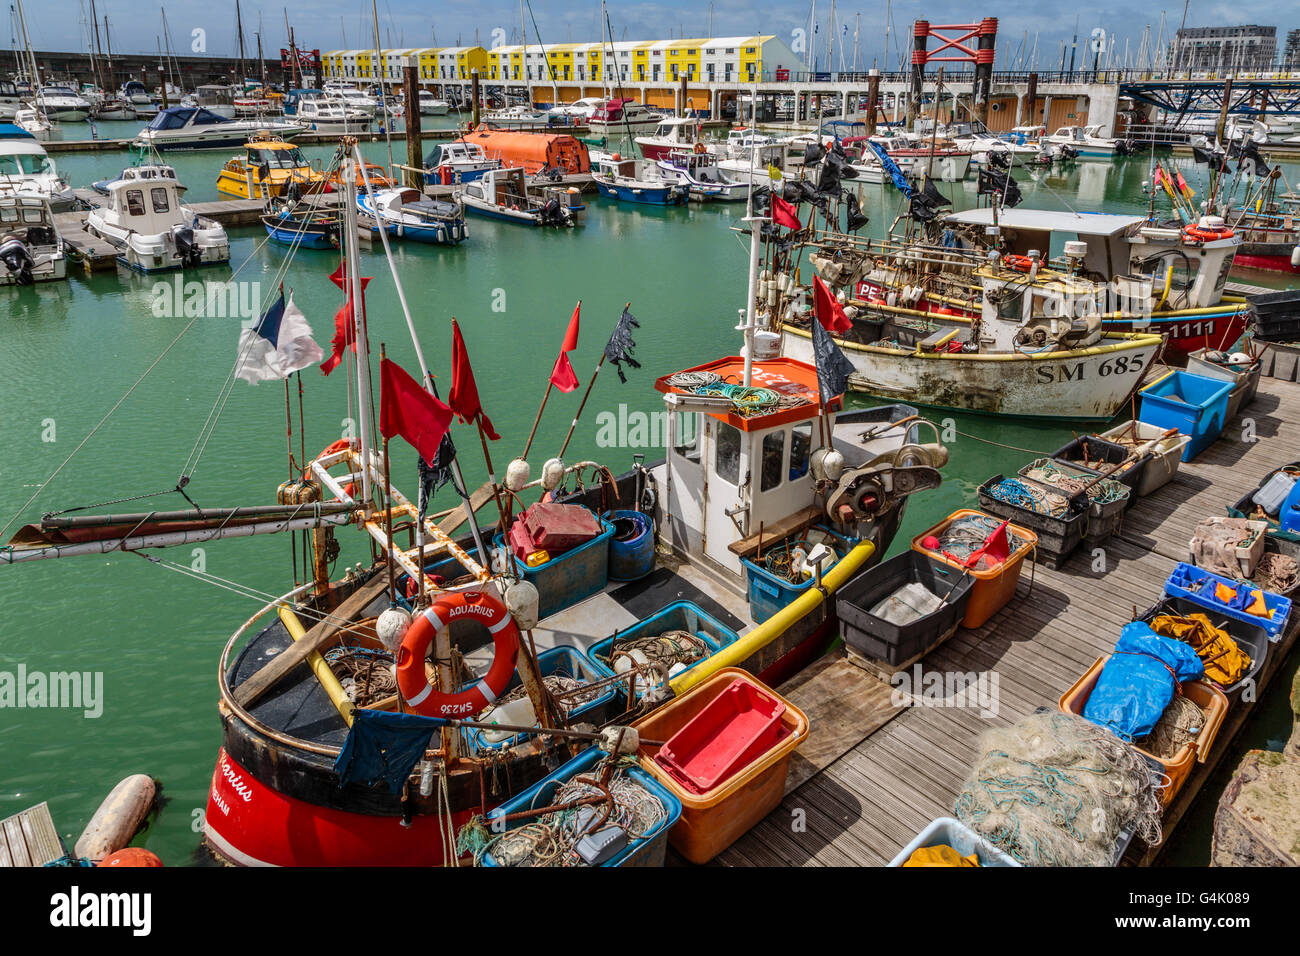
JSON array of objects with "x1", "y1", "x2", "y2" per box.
[{"x1": 2, "y1": 144, "x2": 1297, "y2": 864}]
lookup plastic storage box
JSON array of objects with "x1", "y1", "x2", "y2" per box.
[
  {"x1": 1188, "y1": 516, "x2": 1268, "y2": 578},
  {"x1": 742, "y1": 526, "x2": 857, "y2": 624},
  {"x1": 1164, "y1": 561, "x2": 1292, "y2": 641},
  {"x1": 1247, "y1": 289, "x2": 1300, "y2": 343},
  {"x1": 910, "y1": 509, "x2": 1037, "y2": 629},
  {"x1": 631, "y1": 668, "x2": 808, "y2": 864},
  {"x1": 471, "y1": 645, "x2": 620, "y2": 752},
  {"x1": 887, "y1": 817, "x2": 1021, "y2": 867},
  {"x1": 655, "y1": 678, "x2": 786, "y2": 793},
  {"x1": 493, "y1": 514, "x2": 614, "y2": 620},
  {"x1": 1059, "y1": 655, "x2": 1228, "y2": 808},
  {"x1": 1138, "y1": 595, "x2": 1269, "y2": 705},
  {"x1": 587, "y1": 601, "x2": 739, "y2": 700},
  {"x1": 1050, "y1": 436, "x2": 1148, "y2": 508},
  {"x1": 1098, "y1": 421, "x2": 1191, "y2": 497},
  {"x1": 1227, "y1": 462, "x2": 1300, "y2": 562},
  {"x1": 1186, "y1": 348, "x2": 1263, "y2": 418},
  {"x1": 481, "y1": 746, "x2": 681, "y2": 867},
  {"x1": 1137, "y1": 370, "x2": 1234, "y2": 461},
  {"x1": 978, "y1": 473, "x2": 1089, "y2": 568},
  {"x1": 1018, "y1": 457, "x2": 1129, "y2": 542},
  {"x1": 836, "y1": 550, "x2": 974, "y2": 666}
]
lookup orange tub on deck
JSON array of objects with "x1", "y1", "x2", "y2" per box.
[
  {"x1": 912, "y1": 509, "x2": 1038, "y2": 629},
  {"x1": 1059, "y1": 655, "x2": 1229, "y2": 808},
  {"x1": 631, "y1": 668, "x2": 808, "y2": 864}
]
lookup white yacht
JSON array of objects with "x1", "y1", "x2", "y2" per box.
[
  {"x1": 134, "y1": 106, "x2": 305, "y2": 151},
  {"x1": 322, "y1": 83, "x2": 379, "y2": 117},
  {"x1": 118, "y1": 80, "x2": 157, "y2": 117},
  {"x1": 35, "y1": 86, "x2": 92, "y2": 122},
  {"x1": 0, "y1": 123, "x2": 73, "y2": 209},
  {"x1": 0, "y1": 79, "x2": 25, "y2": 120},
  {"x1": 547, "y1": 96, "x2": 606, "y2": 123},
  {"x1": 418, "y1": 90, "x2": 449, "y2": 115},
  {"x1": 12, "y1": 107, "x2": 54, "y2": 142},
  {"x1": 1042, "y1": 124, "x2": 1120, "y2": 159},
  {"x1": 587, "y1": 98, "x2": 662, "y2": 137},
  {"x1": 86, "y1": 164, "x2": 229, "y2": 272},
  {"x1": 0, "y1": 195, "x2": 66, "y2": 285}
]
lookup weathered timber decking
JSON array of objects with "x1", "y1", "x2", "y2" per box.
[{"x1": 718, "y1": 373, "x2": 1300, "y2": 867}]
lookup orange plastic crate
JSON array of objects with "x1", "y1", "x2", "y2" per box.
[{"x1": 911, "y1": 509, "x2": 1037, "y2": 629}]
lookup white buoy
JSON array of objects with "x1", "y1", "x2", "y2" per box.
[
  {"x1": 505, "y1": 457, "x2": 531, "y2": 491},
  {"x1": 541, "y1": 458, "x2": 565, "y2": 491},
  {"x1": 376, "y1": 606, "x2": 412, "y2": 653},
  {"x1": 504, "y1": 579, "x2": 540, "y2": 631},
  {"x1": 823, "y1": 449, "x2": 846, "y2": 481},
  {"x1": 1291, "y1": 245, "x2": 1300, "y2": 269},
  {"x1": 74, "y1": 774, "x2": 156, "y2": 862}
]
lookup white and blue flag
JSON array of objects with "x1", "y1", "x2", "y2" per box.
[{"x1": 235, "y1": 292, "x2": 325, "y2": 384}]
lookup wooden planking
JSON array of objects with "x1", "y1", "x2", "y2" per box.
[
  {"x1": 0, "y1": 803, "x2": 62, "y2": 867},
  {"x1": 720, "y1": 376, "x2": 1300, "y2": 867}
]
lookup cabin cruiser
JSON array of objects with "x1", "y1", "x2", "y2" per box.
[
  {"x1": 34, "y1": 85, "x2": 92, "y2": 122},
  {"x1": 636, "y1": 116, "x2": 704, "y2": 161},
  {"x1": 1043, "y1": 125, "x2": 1125, "y2": 159},
  {"x1": 86, "y1": 164, "x2": 229, "y2": 272},
  {"x1": 0, "y1": 195, "x2": 66, "y2": 285},
  {"x1": 587, "y1": 98, "x2": 662, "y2": 137},
  {"x1": 118, "y1": 80, "x2": 157, "y2": 117},
  {"x1": 216, "y1": 135, "x2": 328, "y2": 199},
  {"x1": 940, "y1": 121, "x2": 1040, "y2": 165},
  {"x1": 188, "y1": 84, "x2": 238, "y2": 119},
  {"x1": 135, "y1": 106, "x2": 305, "y2": 151},
  {"x1": 482, "y1": 105, "x2": 550, "y2": 129},
  {"x1": 454, "y1": 166, "x2": 582, "y2": 226},
  {"x1": 593, "y1": 157, "x2": 688, "y2": 205},
  {"x1": 652, "y1": 149, "x2": 747, "y2": 201},
  {"x1": 321, "y1": 83, "x2": 378, "y2": 117},
  {"x1": 288, "y1": 93, "x2": 371, "y2": 133},
  {"x1": 0, "y1": 124, "x2": 74, "y2": 210},
  {"x1": 418, "y1": 90, "x2": 449, "y2": 115},
  {"x1": 423, "y1": 140, "x2": 500, "y2": 185},
  {"x1": 0, "y1": 79, "x2": 25, "y2": 120},
  {"x1": 357, "y1": 187, "x2": 468, "y2": 244},
  {"x1": 12, "y1": 108, "x2": 53, "y2": 142},
  {"x1": 547, "y1": 96, "x2": 606, "y2": 123}
]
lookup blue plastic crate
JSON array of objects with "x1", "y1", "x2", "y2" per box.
[
  {"x1": 470, "y1": 645, "x2": 620, "y2": 752},
  {"x1": 492, "y1": 512, "x2": 614, "y2": 620},
  {"x1": 1164, "y1": 562, "x2": 1292, "y2": 641},
  {"x1": 1137, "y1": 370, "x2": 1234, "y2": 461},
  {"x1": 887, "y1": 817, "x2": 1021, "y2": 867},
  {"x1": 742, "y1": 526, "x2": 859, "y2": 624},
  {"x1": 481, "y1": 746, "x2": 681, "y2": 867},
  {"x1": 586, "y1": 601, "x2": 739, "y2": 700}
]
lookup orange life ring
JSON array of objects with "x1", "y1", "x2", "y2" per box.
[
  {"x1": 1182, "y1": 224, "x2": 1234, "y2": 242},
  {"x1": 319, "y1": 438, "x2": 355, "y2": 458},
  {"x1": 1002, "y1": 254, "x2": 1034, "y2": 272},
  {"x1": 396, "y1": 591, "x2": 520, "y2": 718},
  {"x1": 693, "y1": 141, "x2": 706, "y2": 154}
]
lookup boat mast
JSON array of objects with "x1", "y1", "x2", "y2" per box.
[
  {"x1": 340, "y1": 153, "x2": 375, "y2": 505},
  {"x1": 235, "y1": 0, "x2": 247, "y2": 83},
  {"x1": 370, "y1": 0, "x2": 394, "y2": 172},
  {"x1": 741, "y1": 62, "x2": 762, "y2": 388},
  {"x1": 89, "y1": 0, "x2": 107, "y2": 91},
  {"x1": 14, "y1": 0, "x2": 42, "y2": 93}
]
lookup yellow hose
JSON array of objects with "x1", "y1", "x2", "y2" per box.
[
  {"x1": 278, "y1": 605, "x2": 356, "y2": 727},
  {"x1": 670, "y1": 540, "x2": 877, "y2": 695},
  {"x1": 1153, "y1": 263, "x2": 1174, "y2": 312}
]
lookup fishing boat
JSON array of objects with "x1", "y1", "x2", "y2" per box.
[
  {"x1": 0, "y1": 195, "x2": 66, "y2": 285},
  {"x1": 357, "y1": 187, "x2": 468, "y2": 244},
  {"x1": 593, "y1": 157, "x2": 689, "y2": 206},
  {"x1": 0, "y1": 123, "x2": 75, "y2": 210},
  {"x1": 136, "y1": 106, "x2": 305, "y2": 151},
  {"x1": 587, "y1": 98, "x2": 662, "y2": 137},
  {"x1": 873, "y1": 137, "x2": 972, "y2": 181},
  {"x1": 454, "y1": 166, "x2": 582, "y2": 226},
  {"x1": 635, "y1": 116, "x2": 704, "y2": 161},
  {"x1": 422, "y1": 141, "x2": 501, "y2": 185},
  {"x1": 86, "y1": 164, "x2": 230, "y2": 272},
  {"x1": 652, "y1": 149, "x2": 748, "y2": 201},
  {"x1": 216, "y1": 135, "x2": 329, "y2": 199},
  {"x1": 260, "y1": 196, "x2": 341, "y2": 249},
  {"x1": 418, "y1": 90, "x2": 449, "y2": 115},
  {"x1": 34, "y1": 85, "x2": 92, "y2": 122}
]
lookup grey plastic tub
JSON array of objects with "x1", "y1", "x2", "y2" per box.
[{"x1": 1098, "y1": 421, "x2": 1192, "y2": 497}]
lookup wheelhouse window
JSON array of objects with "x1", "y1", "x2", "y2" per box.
[
  {"x1": 714, "y1": 421, "x2": 741, "y2": 485},
  {"x1": 761, "y1": 431, "x2": 785, "y2": 492},
  {"x1": 789, "y1": 423, "x2": 812, "y2": 481},
  {"x1": 150, "y1": 187, "x2": 170, "y2": 213},
  {"x1": 125, "y1": 189, "x2": 145, "y2": 216}
]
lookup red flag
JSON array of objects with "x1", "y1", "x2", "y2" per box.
[
  {"x1": 379, "y1": 358, "x2": 453, "y2": 464},
  {"x1": 450, "y1": 319, "x2": 500, "y2": 440},
  {"x1": 772, "y1": 194, "x2": 802, "y2": 230},
  {"x1": 549, "y1": 302, "x2": 580, "y2": 393},
  {"x1": 813, "y1": 275, "x2": 852, "y2": 335},
  {"x1": 321, "y1": 262, "x2": 373, "y2": 376}
]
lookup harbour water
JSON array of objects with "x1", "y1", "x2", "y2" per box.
[{"x1": 2, "y1": 138, "x2": 1297, "y2": 863}]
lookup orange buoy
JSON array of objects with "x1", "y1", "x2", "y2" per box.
[{"x1": 98, "y1": 848, "x2": 163, "y2": 867}]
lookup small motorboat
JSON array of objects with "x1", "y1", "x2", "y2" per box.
[
  {"x1": 422, "y1": 140, "x2": 500, "y2": 185},
  {"x1": 356, "y1": 187, "x2": 467, "y2": 244},
  {"x1": 260, "y1": 196, "x2": 341, "y2": 250},
  {"x1": 86, "y1": 164, "x2": 229, "y2": 272},
  {"x1": 593, "y1": 157, "x2": 688, "y2": 206},
  {"x1": 482, "y1": 105, "x2": 551, "y2": 129},
  {"x1": 587, "y1": 98, "x2": 662, "y2": 137},
  {"x1": 1042, "y1": 125, "x2": 1124, "y2": 160},
  {"x1": 35, "y1": 86, "x2": 92, "y2": 122},
  {"x1": 635, "y1": 116, "x2": 704, "y2": 161},
  {"x1": 321, "y1": 83, "x2": 378, "y2": 117},
  {"x1": 0, "y1": 123, "x2": 75, "y2": 210},
  {"x1": 136, "y1": 106, "x2": 305, "y2": 151},
  {"x1": 0, "y1": 195, "x2": 66, "y2": 286},
  {"x1": 216, "y1": 134, "x2": 329, "y2": 199},
  {"x1": 653, "y1": 148, "x2": 748, "y2": 201},
  {"x1": 418, "y1": 90, "x2": 449, "y2": 115},
  {"x1": 283, "y1": 89, "x2": 372, "y2": 133},
  {"x1": 12, "y1": 108, "x2": 54, "y2": 143},
  {"x1": 455, "y1": 166, "x2": 582, "y2": 226}
]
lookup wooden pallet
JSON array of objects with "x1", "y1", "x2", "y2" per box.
[{"x1": 0, "y1": 802, "x2": 64, "y2": 867}]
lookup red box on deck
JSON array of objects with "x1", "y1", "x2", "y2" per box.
[{"x1": 516, "y1": 503, "x2": 602, "y2": 555}]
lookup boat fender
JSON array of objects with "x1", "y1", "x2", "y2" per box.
[
  {"x1": 505, "y1": 457, "x2": 531, "y2": 491},
  {"x1": 99, "y1": 847, "x2": 163, "y2": 867},
  {"x1": 376, "y1": 606, "x2": 413, "y2": 653},
  {"x1": 822, "y1": 449, "x2": 846, "y2": 481},
  {"x1": 74, "y1": 774, "x2": 156, "y2": 862},
  {"x1": 598, "y1": 725, "x2": 640, "y2": 755},
  {"x1": 504, "y1": 580, "x2": 540, "y2": 631},
  {"x1": 541, "y1": 457, "x2": 565, "y2": 491},
  {"x1": 1291, "y1": 245, "x2": 1300, "y2": 268},
  {"x1": 396, "y1": 591, "x2": 520, "y2": 718}
]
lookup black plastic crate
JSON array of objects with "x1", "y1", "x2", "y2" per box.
[
  {"x1": 1051, "y1": 436, "x2": 1148, "y2": 510},
  {"x1": 977, "y1": 473, "x2": 1089, "y2": 568},
  {"x1": 837, "y1": 551, "x2": 974, "y2": 666},
  {"x1": 1226, "y1": 461, "x2": 1300, "y2": 564},
  {"x1": 1137, "y1": 595, "x2": 1270, "y2": 705}
]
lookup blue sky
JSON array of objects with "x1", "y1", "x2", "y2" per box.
[{"x1": 35, "y1": 1, "x2": 1298, "y2": 70}]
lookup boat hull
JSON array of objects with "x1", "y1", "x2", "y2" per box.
[
  {"x1": 1233, "y1": 245, "x2": 1300, "y2": 274},
  {"x1": 595, "y1": 180, "x2": 687, "y2": 205},
  {"x1": 782, "y1": 325, "x2": 1163, "y2": 420},
  {"x1": 1102, "y1": 310, "x2": 1251, "y2": 364}
]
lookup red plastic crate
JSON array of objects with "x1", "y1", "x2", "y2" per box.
[
  {"x1": 655, "y1": 679, "x2": 787, "y2": 793},
  {"x1": 519, "y1": 503, "x2": 602, "y2": 553}
]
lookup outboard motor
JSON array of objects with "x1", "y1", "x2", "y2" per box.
[
  {"x1": 171, "y1": 223, "x2": 201, "y2": 268},
  {"x1": 539, "y1": 198, "x2": 567, "y2": 227},
  {"x1": 0, "y1": 232, "x2": 35, "y2": 285}
]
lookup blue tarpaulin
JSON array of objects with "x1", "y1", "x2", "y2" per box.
[
  {"x1": 1081, "y1": 622, "x2": 1204, "y2": 742},
  {"x1": 333, "y1": 708, "x2": 444, "y2": 792},
  {"x1": 866, "y1": 141, "x2": 915, "y2": 199}
]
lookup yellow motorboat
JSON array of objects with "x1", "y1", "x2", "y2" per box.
[{"x1": 216, "y1": 135, "x2": 329, "y2": 200}]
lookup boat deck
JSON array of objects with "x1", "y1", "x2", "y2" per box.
[{"x1": 717, "y1": 372, "x2": 1300, "y2": 867}]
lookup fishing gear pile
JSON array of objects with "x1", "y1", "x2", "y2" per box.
[
  {"x1": 931, "y1": 513, "x2": 1029, "y2": 570},
  {"x1": 954, "y1": 711, "x2": 1163, "y2": 866},
  {"x1": 985, "y1": 477, "x2": 1072, "y2": 517},
  {"x1": 1021, "y1": 459, "x2": 1128, "y2": 505}
]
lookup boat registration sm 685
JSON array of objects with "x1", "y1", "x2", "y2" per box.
[{"x1": 1034, "y1": 352, "x2": 1146, "y2": 384}]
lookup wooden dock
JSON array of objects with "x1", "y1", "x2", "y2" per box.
[
  {"x1": 0, "y1": 802, "x2": 64, "y2": 867},
  {"x1": 718, "y1": 372, "x2": 1300, "y2": 867}
]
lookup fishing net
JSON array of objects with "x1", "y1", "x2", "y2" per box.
[
  {"x1": 1136, "y1": 694, "x2": 1205, "y2": 760},
  {"x1": 1255, "y1": 551, "x2": 1300, "y2": 594},
  {"x1": 599, "y1": 630, "x2": 708, "y2": 671},
  {"x1": 985, "y1": 477, "x2": 1072, "y2": 517},
  {"x1": 489, "y1": 675, "x2": 604, "y2": 719},
  {"x1": 954, "y1": 711, "x2": 1162, "y2": 867},
  {"x1": 931, "y1": 513, "x2": 1031, "y2": 570},
  {"x1": 1021, "y1": 459, "x2": 1127, "y2": 505}
]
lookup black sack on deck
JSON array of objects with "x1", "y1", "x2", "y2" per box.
[{"x1": 844, "y1": 191, "x2": 869, "y2": 232}]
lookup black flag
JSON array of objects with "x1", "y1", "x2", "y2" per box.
[
  {"x1": 605, "y1": 307, "x2": 641, "y2": 383},
  {"x1": 417, "y1": 381, "x2": 456, "y2": 518},
  {"x1": 844, "y1": 191, "x2": 869, "y2": 232},
  {"x1": 811, "y1": 315, "x2": 855, "y2": 404}
]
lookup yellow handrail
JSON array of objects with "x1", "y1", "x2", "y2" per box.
[{"x1": 670, "y1": 540, "x2": 877, "y2": 695}]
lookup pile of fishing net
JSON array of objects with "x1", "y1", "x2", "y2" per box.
[
  {"x1": 954, "y1": 711, "x2": 1162, "y2": 866},
  {"x1": 1255, "y1": 551, "x2": 1300, "y2": 595},
  {"x1": 1021, "y1": 458, "x2": 1128, "y2": 506},
  {"x1": 457, "y1": 759, "x2": 668, "y2": 867},
  {"x1": 661, "y1": 370, "x2": 809, "y2": 417},
  {"x1": 489, "y1": 674, "x2": 605, "y2": 720},
  {"x1": 929, "y1": 513, "x2": 1031, "y2": 571},
  {"x1": 984, "y1": 477, "x2": 1072, "y2": 517}
]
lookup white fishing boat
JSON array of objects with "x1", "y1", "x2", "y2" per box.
[
  {"x1": 134, "y1": 106, "x2": 306, "y2": 151},
  {"x1": 593, "y1": 157, "x2": 689, "y2": 205},
  {"x1": 718, "y1": 142, "x2": 791, "y2": 187},
  {"x1": 587, "y1": 98, "x2": 662, "y2": 137},
  {"x1": 0, "y1": 123, "x2": 74, "y2": 210},
  {"x1": 636, "y1": 116, "x2": 704, "y2": 161},
  {"x1": 454, "y1": 166, "x2": 582, "y2": 226},
  {"x1": 357, "y1": 187, "x2": 468, "y2": 244},
  {"x1": 418, "y1": 90, "x2": 449, "y2": 115},
  {"x1": 86, "y1": 164, "x2": 230, "y2": 272},
  {"x1": 423, "y1": 140, "x2": 500, "y2": 185},
  {"x1": 0, "y1": 195, "x2": 65, "y2": 285},
  {"x1": 652, "y1": 149, "x2": 748, "y2": 201}
]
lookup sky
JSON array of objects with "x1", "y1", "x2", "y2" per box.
[{"x1": 30, "y1": 1, "x2": 1299, "y2": 71}]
